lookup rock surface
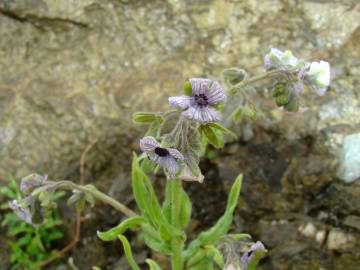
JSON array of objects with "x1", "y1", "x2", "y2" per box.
[{"x1": 0, "y1": 0, "x2": 360, "y2": 269}]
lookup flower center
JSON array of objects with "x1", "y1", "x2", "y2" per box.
[
  {"x1": 194, "y1": 94, "x2": 208, "y2": 107},
  {"x1": 155, "y1": 147, "x2": 169, "y2": 157}
]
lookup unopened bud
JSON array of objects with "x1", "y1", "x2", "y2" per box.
[
  {"x1": 133, "y1": 112, "x2": 163, "y2": 123},
  {"x1": 272, "y1": 82, "x2": 287, "y2": 97},
  {"x1": 223, "y1": 67, "x2": 247, "y2": 85},
  {"x1": 283, "y1": 97, "x2": 299, "y2": 112},
  {"x1": 183, "y1": 80, "x2": 193, "y2": 96},
  {"x1": 275, "y1": 95, "x2": 289, "y2": 106}
]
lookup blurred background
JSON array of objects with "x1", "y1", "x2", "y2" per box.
[{"x1": 0, "y1": 0, "x2": 359, "y2": 269}]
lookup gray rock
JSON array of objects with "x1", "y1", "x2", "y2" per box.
[{"x1": 337, "y1": 133, "x2": 360, "y2": 183}]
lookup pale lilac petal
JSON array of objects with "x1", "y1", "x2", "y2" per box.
[
  {"x1": 189, "y1": 78, "x2": 211, "y2": 95},
  {"x1": 169, "y1": 96, "x2": 193, "y2": 109},
  {"x1": 167, "y1": 148, "x2": 184, "y2": 160},
  {"x1": 240, "y1": 241, "x2": 266, "y2": 267},
  {"x1": 314, "y1": 86, "x2": 327, "y2": 96},
  {"x1": 150, "y1": 154, "x2": 164, "y2": 166},
  {"x1": 264, "y1": 55, "x2": 272, "y2": 70},
  {"x1": 9, "y1": 200, "x2": 32, "y2": 224},
  {"x1": 140, "y1": 136, "x2": 160, "y2": 152},
  {"x1": 294, "y1": 80, "x2": 304, "y2": 95},
  {"x1": 182, "y1": 106, "x2": 221, "y2": 123},
  {"x1": 164, "y1": 157, "x2": 179, "y2": 177},
  {"x1": 206, "y1": 81, "x2": 227, "y2": 104}
]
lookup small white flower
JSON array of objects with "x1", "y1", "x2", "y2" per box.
[
  {"x1": 140, "y1": 136, "x2": 184, "y2": 177},
  {"x1": 305, "y1": 60, "x2": 330, "y2": 95},
  {"x1": 264, "y1": 48, "x2": 299, "y2": 70}
]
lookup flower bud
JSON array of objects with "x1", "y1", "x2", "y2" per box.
[
  {"x1": 264, "y1": 48, "x2": 298, "y2": 70},
  {"x1": 183, "y1": 80, "x2": 193, "y2": 96},
  {"x1": 223, "y1": 67, "x2": 247, "y2": 85},
  {"x1": 283, "y1": 97, "x2": 299, "y2": 112},
  {"x1": 275, "y1": 94, "x2": 289, "y2": 106},
  {"x1": 272, "y1": 82, "x2": 287, "y2": 97},
  {"x1": 133, "y1": 112, "x2": 163, "y2": 123}
]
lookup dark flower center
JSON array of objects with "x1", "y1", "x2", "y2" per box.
[
  {"x1": 194, "y1": 94, "x2": 208, "y2": 107},
  {"x1": 155, "y1": 147, "x2": 169, "y2": 157}
]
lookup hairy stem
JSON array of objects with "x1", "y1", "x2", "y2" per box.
[
  {"x1": 231, "y1": 69, "x2": 296, "y2": 94},
  {"x1": 171, "y1": 179, "x2": 184, "y2": 270},
  {"x1": 37, "y1": 180, "x2": 137, "y2": 217}
]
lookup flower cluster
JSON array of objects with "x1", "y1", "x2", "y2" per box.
[
  {"x1": 140, "y1": 78, "x2": 227, "y2": 179},
  {"x1": 264, "y1": 48, "x2": 330, "y2": 111}
]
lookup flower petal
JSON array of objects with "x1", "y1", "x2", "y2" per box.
[
  {"x1": 140, "y1": 136, "x2": 160, "y2": 152},
  {"x1": 206, "y1": 81, "x2": 227, "y2": 104},
  {"x1": 167, "y1": 148, "x2": 185, "y2": 160},
  {"x1": 164, "y1": 157, "x2": 179, "y2": 177},
  {"x1": 189, "y1": 78, "x2": 211, "y2": 95},
  {"x1": 182, "y1": 106, "x2": 221, "y2": 123},
  {"x1": 169, "y1": 96, "x2": 193, "y2": 109},
  {"x1": 240, "y1": 241, "x2": 266, "y2": 267},
  {"x1": 9, "y1": 200, "x2": 32, "y2": 224}
]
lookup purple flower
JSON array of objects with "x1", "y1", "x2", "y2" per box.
[
  {"x1": 140, "y1": 136, "x2": 184, "y2": 177},
  {"x1": 9, "y1": 199, "x2": 33, "y2": 225},
  {"x1": 169, "y1": 78, "x2": 226, "y2": 123},
  {"x1": 240, "y1": 241, "x2": 266, "y2": 268}
]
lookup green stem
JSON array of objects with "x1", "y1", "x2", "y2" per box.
[
  {"x1": 231, "y1": 68, "x2": 297, "y2": 94},
  {"x1": 34, "y1": 180, "x2": 137, "y2": 217},
  {"x1": 171, "y1": 179, "x2": 184, "y2": 270}
]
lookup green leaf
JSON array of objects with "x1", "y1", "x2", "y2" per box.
[
  {"x1": 141, "y1": 157, "x2": 157, "y2": 174},
  {"x1": 179, "y1": 188, "x2": 191, "y2": 229},
  {"x1": 229, "y1": 106, "x2": 242, "y2": 122},
  {"x1": 185, "y1": 175, "x2": 243, "y2": 260},
  {"x1": 132, "y1": 154, "x2": 182, "y2": 242},
  {"x1": 145, "y1": 259, "x2": 162, "y2": 270},
  {"x1": 133, "y1": 112, "x2": 164, "y2": 124},
  {"x1": 247, "y1": 249, "x2": 267, "y2": 270},
  {"x1": 118, "y1": 235, "x2": 141, "y2": 270},
  {"x1": 206, "y1": 122, "x2": 238, "y2": 139},
  {"x1": 199, "y1": 125, "x2": 224, "y2": 148},
  {"x1": 187, "y1": 257, "x2": 214, "y2": 270},
  {"x1": 17, "y1": 234, "x2": 32, "y2": 246},
  {"x1": 163, "y1": 181, "x2": 192, "y2": 229},
  {"x1": 227, "y1": 233, "x2": 252, "y2": 241},
  {"x1": 162, "y1": 180, "x2": 172, "y2": 223},
  {"x1": 92, "y1": 267, "x2": 102, "y2": 270},
  {"x1": 97, "y1": 216, "x2": 146, "y2": 241},
  {"x1": 204, "y1": 245, "x2": 224, "y2": 268},
  {"x1": 142, "y1": 230, "x2": 165, "y2": 253}
]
